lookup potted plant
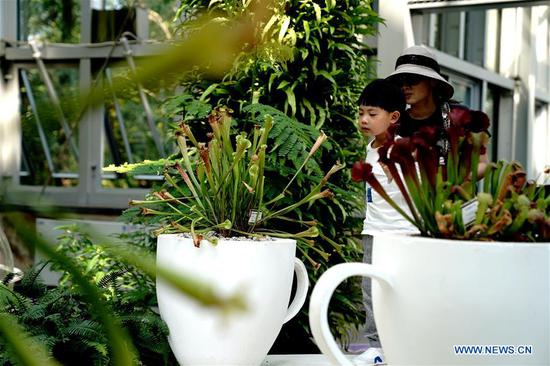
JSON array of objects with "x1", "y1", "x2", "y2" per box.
[
  {"x1": 308, "y1": 107, "x2": 549, "y2": 365},
  {"x1": 118, "y1": 106, "x2": 343, "y2": 366}
]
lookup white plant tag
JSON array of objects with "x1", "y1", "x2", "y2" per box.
[
  {"x1": 461, "y1": 198, "x2": 479, "y2": 227},
  {"x1": 248, "y1": 209, "x2": 262, "y2": 225}
]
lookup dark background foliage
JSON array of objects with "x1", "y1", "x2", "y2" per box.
[{"x1": 0, "y1": 228, "x2": 175, "y2": 365}]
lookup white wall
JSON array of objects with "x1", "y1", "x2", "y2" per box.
[{"x1": 377, "y1": 0, "x2": 415, "y2": 78}]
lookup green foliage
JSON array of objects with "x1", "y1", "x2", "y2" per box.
[
  {"x1": 111, "y1": 107, "x2": 343, "y2": 251},
  {"x1": 106, "y1": 159, "x2": 175, "y2": 177},
  {"x1": 0, "y1": 228, "x2": 176, "y2": 366},
  {"x1": 174, "y1": 0, "x2": 378, "y2": 137},
  {"x1": 244, "y1": 103, "x2": 328, "y2": 172},
  {"x1": 166, "y1": 0, "x2": 379, "y2": 346},
  {"x1": 20, "y1": 0, "x2": 80, "y2": 43},
  {"x1": 0, "y1": 312, "x2": 60, "y2": 366},
  {"x1": 50, "y1": 226, "x2": 156, "y2": 300}
]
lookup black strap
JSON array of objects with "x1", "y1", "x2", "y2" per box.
[{"x1": 395, "y1": 54, "x2": 440, "y2": 73}]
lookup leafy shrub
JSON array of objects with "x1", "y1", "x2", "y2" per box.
[{"x1": 161, "y1": 0, "x2": 382, "y2": 347}]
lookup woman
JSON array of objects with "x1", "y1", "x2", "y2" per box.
[{"x1": 386, "y1": 45, "x2": 489, "y2": 176}]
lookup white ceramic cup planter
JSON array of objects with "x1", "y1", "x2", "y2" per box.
[
  {"x1": 0, "y1": 264, "x2": 23, "y2": 284},
  {"x1": 156, "y1": 234, "x2": 309, "y2": 366},
  {"x1": 309, "y1": 232, "x2": 549, "y2": 365}
]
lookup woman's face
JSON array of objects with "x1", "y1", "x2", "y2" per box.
[{"x1": 399, "y1": 76, "x2": 436, "y2": 106}]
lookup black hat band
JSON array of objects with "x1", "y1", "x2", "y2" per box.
[{"x1": 395, "y1": 54, "x2": 441, "y2": 74}]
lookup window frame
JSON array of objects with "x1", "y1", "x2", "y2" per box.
[{"x1": 0, "y1": 1, "x2": 165, "y2": 210}]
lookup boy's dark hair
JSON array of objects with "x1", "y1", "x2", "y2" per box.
[{"x1": 357, "y1": 78, "x2": 406, "y2": 113}]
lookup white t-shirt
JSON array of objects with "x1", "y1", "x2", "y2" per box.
[{"x1": 361, "y1": 139, "x2": 419, "y2": 235}]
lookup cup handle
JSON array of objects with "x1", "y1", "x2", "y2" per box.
[
  {"x1": 0, "y1": 265, "x2": 23, "y2": 284},
  {"x1": 283, "y1": 257, "x2": 309, "y2": 323},
  {"x1": 308, "y1": 263, "x2": 393, "y2": 366}
]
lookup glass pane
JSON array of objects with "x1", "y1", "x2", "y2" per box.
[
  {"x1": 91, "y1": 0, "x2": 127, "y2": 9},
  {"x1": 534, "y1": 102, "x2": 549, "y2": 181},
  {"x1": 434, "y1": 12, "x2": 461, "y2": 58},
  {"x1": 18, "y1": 0, "x2": 81, "y2": 43},
  {"x1": 534, "y1": 6, "x2": 549, "y2": 93},
  {"x1": 91, "y1": 0, "x2": 137, "y2": 43},
  {"x1": 101, "y1": 66, "x2": 172, "y2": 189},
  {"x1": 19, "y1": 67, "x2": 80, "y2": 186},
  {"x1": 484, "y1": 9, "x2": 500, "y2": 72},
  {"x1": 484, "y1": 86, "x2": 496, "y2": 161},
  {"x1": 464, "y1": 10, "x2": 485, "y2": 66},
  {"x1": 449, "y1": 80, "x2": 472, "y2": 107},
  {"x1": 427, "y1": 13, "x2": 440, "y2": 49},
  {"x1": 142, "y1": 0, "x2": 178, "y2": 41}
]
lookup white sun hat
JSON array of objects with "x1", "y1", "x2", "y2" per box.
[{"x1": 387, "y1": 45, "x2": 454, "y2": 100}]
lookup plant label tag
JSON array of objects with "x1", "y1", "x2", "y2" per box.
[
  {"x1": 248, "y1": 209, "x2": 262, "y2": 225},
  {"x1": 461, "y1": 198, "x2": 479, "y2": 227}
]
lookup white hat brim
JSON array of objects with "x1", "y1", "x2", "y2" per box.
[{"x1": 387, "y1": 64, "x2": 454, "y2": 100}]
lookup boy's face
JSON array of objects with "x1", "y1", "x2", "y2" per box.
[{"x1": 357, "y1": 105, "x2": 399, "y2": 139}]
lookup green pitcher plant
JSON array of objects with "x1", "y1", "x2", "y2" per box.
[{"x1": 110, "y1": 107, "x2": 343, "y2": 261}]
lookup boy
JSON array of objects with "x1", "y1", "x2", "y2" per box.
[{"x1": 355, "y1": 79, "x2": 418, "y2": 365}]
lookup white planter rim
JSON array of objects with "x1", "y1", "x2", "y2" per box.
[
  {"x1": 157, "y1": 233, "x2": 296, "y2": 245},
  {"x1": 372, "y1": 231, "x2": 549, "y2": 248}
]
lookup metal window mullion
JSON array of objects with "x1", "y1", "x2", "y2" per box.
[
  {"x1": 135, "y1": 6, "x2": 150, "y2": 40},
  {"x1": 547, "y1": 6, "x2": 550, "y2": 94},
  {"x1": 0, "y1": 65, "x2": 21, "y2": 184},
  {"x1": 429, "y1": 13, "x2": 438, "y2": 47},
  {"x1": 481, "y1": 80, "x2": 488, "y2": 113},
  {"x1": 494, "y1": 9, "x2": 502, "y2": 73},
  {"x1": 458, "y1": 11, "x2": 466, "y2": 59},
  {"x1": 79, "y1": 57, "x2": 104, "y2": 206},
  {"x1": 120, "y1": 36, "x2": 165, "y2": 157},
  {"x1": 0, "y1": 0, "x2": 17, "y2": 40},
  {"x1": 1, "y1": 1, "x2": 19, "y2": 183},
  {"x1": 81, "y1": 0, "x2": 91, "y2": 44},
  {"x1": 20, "y1": 69, "x2": 56, "y2": 173},
  {"x1": 480, "y1": 79, "x2": 494, "y2": 161}
]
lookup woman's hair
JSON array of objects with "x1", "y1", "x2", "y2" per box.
[{"x1": 433, "y1": 80, "x2": 452, "y2": 105}]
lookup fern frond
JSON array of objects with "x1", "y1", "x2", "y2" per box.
[
  {"x1": 65, "y1": 320, "x2": 103, "y2": 339},
  {"x1": 21, "y1": 261, "x2": 49, "y2": 289},
  {"x1": 20, "y1": 305, "x2": 47, "y2": 321},
  {"x1": 0, "y1": 284, "x2": 32, "y2": 311},
  {"x1": 81, "y1": 339, "x2": 109, "y2": 358},
  {"x1": 243, "y1": 104, "x2": 324, "y2": 176},
  {"x1": 279, "y1": 133, "x2": 298, "y2": 157},
  {"x1": 31, "y1": 334, "x2": 57, "y2": 356},
  {"x1": 97, "y1": 270, "x2": 127, "y2": 289}
]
